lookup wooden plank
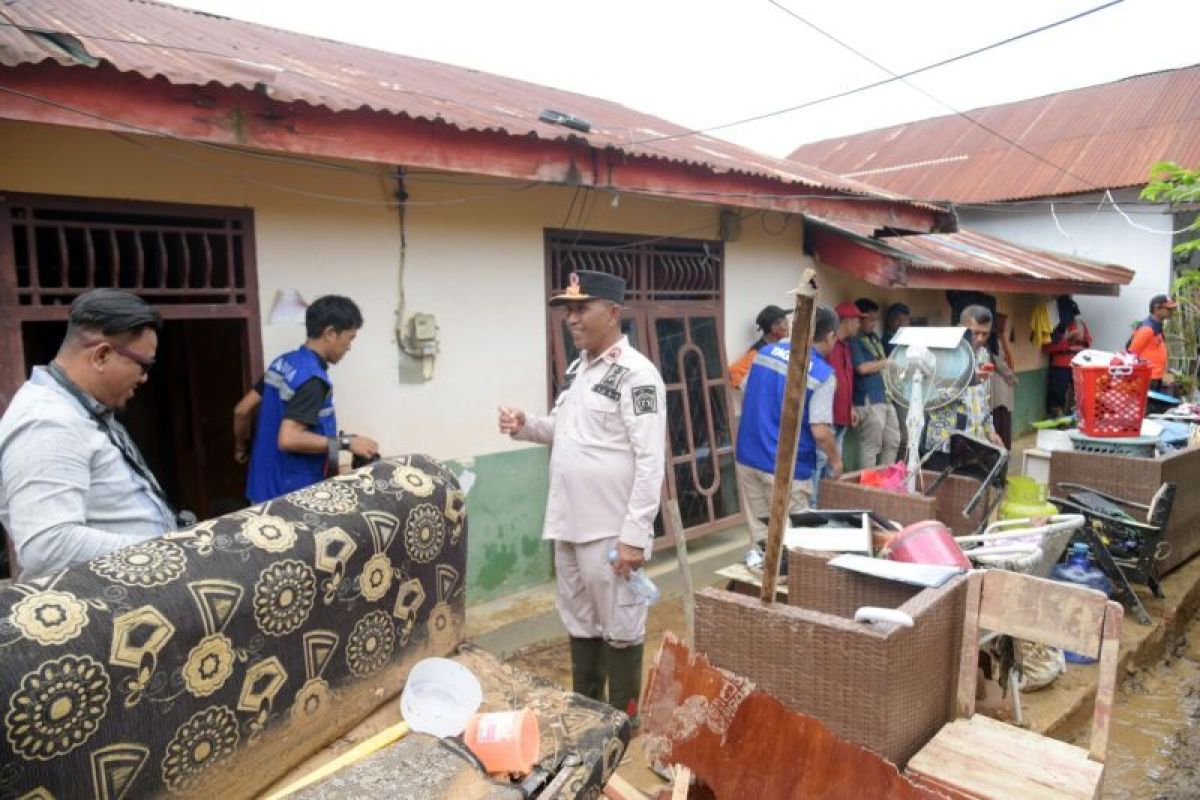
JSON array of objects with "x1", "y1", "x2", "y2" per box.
[
  {"x1": 908, "y1": 716, "x2": 1102, "y2": 800},
  {"x1": 665, "y1": 500, "x2": 695, "y2": 644},
  {"x1": 976, "y1": 569, "x2": 1107, "y2": 656},
  {"x1": 955, "y1": 570, "x2": 983, "y2": 719},
  {"x1": 760, "y1": 265, "x2": 816, "y2": 603},
  {"x1": 715, "y1": 563, "x2": 788, "y2": 597},
  {"x1": 603, "y1": 773, "x2": 650, "y2": 800},
  {"x1": 1088, "y1": 602, "x2": 1124, "y2": 763},
  {"x1": 671, "y1": 766, "x2": 691, "y2": 800},
  {"x1": 642, "y1": 634, "x2": 941, "y2": 800}
]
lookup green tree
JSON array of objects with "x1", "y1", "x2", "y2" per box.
[
  {"x1": 1141, "y1": 161, "x2": 1200, "y2": 256},
  {"x1": 1141, "y1": 162, "x2": 1200, "y2": 386}
]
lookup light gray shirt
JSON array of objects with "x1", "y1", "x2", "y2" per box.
[{"x1": 0, "y1": 367, "x2": 175, "y2": 578}]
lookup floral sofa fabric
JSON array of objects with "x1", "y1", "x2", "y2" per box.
[{"x1": 0, "y1": 455, "x2": 466, "y2": 799}]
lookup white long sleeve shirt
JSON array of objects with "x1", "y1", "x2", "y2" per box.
[
  {"x1": 0, "y1": 367, "x2": 175, "y2": 578},
  {"x1": 514, "y1": 337, "x2": 667, "y2": 551}
]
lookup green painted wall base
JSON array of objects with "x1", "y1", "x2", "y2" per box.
[
  {"x1": 1012, "y1": 367, "x2": 1048, "y2": 436},
  {"x1": 446, "y1": 447, "x2": 551, "y2": 605}
]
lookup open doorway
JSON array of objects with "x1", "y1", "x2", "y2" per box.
[{"x1": 20, "y1": 318, "x2": 253, "y2": 522}]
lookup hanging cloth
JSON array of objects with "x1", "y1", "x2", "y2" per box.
[{"x1": 1030, "y1": 303, "x2": 1052, "y2": 346}]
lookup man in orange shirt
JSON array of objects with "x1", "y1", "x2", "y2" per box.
[
  {"x1": 728, "y1": 305, "x2": 792, "y2": 390},
  {"x1": 1128, "y1": 294, "x2": 1177, "y2": 390}
]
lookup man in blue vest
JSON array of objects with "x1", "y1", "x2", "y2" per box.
[
  {"x1": 736, "y1": 305, "x2": 841, "y2": 539},
  {"x1": 245, "y1": 295, "x2": 378, "y2": 503}
]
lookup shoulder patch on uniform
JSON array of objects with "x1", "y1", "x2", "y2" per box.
[
  {"x1": 631, "y1": 385, "x2": 659, "y2": 416},
  {"x1": 592, "y1": 364, "x2": 630, "y2": 400}
]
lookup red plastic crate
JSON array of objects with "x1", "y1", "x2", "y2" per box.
[{"x1": 1072, "y1": 362, "x2": 1152, "y2": 437}]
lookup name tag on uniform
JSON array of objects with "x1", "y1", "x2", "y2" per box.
[{"x1": 592, "y1": 364, "x2": 629, "y2": 400}]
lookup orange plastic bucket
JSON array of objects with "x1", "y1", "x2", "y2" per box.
[{"x1": 463, "y1": 708, "x2": 540, "y2": 774}]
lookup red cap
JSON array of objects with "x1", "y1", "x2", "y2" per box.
[{"x1": 835, "y1": 301, "x2": 866, "y2": 319}]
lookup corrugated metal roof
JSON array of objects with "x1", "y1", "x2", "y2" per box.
[
  {"x1": 789, "y1": 65, "x2": 1200, "y2": 203},
  {"x1": 810, "y1": 218, "x2": 1133, "y2": 290},
  {"x1": 0, "y1": 0, "x2": 926, "y2": 208}
]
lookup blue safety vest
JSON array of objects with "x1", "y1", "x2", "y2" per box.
[
  {"x1": 247, "y1": 346, "x2": 336, "y2": 503},
  {"x1": 735, "y1": 343, "x2": 833, "y2": 480}
]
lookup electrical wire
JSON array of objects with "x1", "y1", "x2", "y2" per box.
[
  {"x1": 629, "y1": 0, "x2": 1125, "y2": 146},
  {"x1": 767, "y1": 0, "x2": 1103, "y2": 192},
  {"x1": 1, "y1": 2, "x2": 1125, "y2": 159}
]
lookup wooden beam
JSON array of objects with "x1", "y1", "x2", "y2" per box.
[
  {"x1": 0, "y1": 63, "x2": 952, "y2": 232},
  {"x1": 760, "y1": 261, "x2": 816, "y2": 603}
]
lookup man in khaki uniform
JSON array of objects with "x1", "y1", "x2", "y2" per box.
[{"x1": 498, "y1": 270, "x2": 666, "y2": 724}]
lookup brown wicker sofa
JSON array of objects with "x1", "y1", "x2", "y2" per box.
[{"x1": 695, "y1": 548, "x2": 968, "y2": 766}]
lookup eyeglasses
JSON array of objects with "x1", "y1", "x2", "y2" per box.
[{"x1": 81, "y1": 339, "x2": 156, "y2": 374}]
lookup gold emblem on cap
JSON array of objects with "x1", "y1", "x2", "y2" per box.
[{"x1": 564, "y1": 272, "x2": 583, "y2": 297}]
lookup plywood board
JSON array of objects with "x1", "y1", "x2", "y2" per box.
[{"x1": 976, "y1": 569, "x2": 1107, "y2": 656}]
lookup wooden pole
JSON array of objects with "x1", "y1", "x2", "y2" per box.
[
  {"x1": 759, "y1": 265, "x2": 818, "y2": 603},
  {"x1": 666, "y1": 499, "x2": 695, "y2": 643}
]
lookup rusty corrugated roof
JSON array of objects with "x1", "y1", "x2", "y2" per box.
[
  {"x1": 789, "y1": 65, "x2": 1200, "y2": 203},
  {"x1": 0, "y1": 0, "x2": 928, "y2": 208},
  {"x1": 810, "y1": 218, "x2": 1133, "y2": 291}
]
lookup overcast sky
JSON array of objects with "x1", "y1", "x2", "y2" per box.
[{"x1": 170, "y1": 0, "x2": 1197, "y2": 159}]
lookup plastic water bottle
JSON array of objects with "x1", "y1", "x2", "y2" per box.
[
  {"x1": 608, "y1": 550, "x2": 660, "y2": 606},
  {"x1": 1051, "y1": 543, "x2": 1113, "y2": 664}
]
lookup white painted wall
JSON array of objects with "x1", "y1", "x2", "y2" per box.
[
  {"x1": 960, "y1": 189, "x2": 1175, "y2": 352},
  {"x1": 0, "y1": 120, "x2": 820, "y2": 460}
]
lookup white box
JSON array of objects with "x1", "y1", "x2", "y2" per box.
[
  {"x1": 1036, "y1": 429, "x2": 1074, "y2": 452},
  {"x1": 1022, "y1": 448, "x2": 1052, "y2": 484}
]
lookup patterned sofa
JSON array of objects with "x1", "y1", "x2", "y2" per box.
[{"x1": 0, "y1": 455, "x2": 466, "y2": 799}]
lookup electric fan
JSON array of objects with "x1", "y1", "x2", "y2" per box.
[{"x1": 882, "y1": 327, "x2": 977, "y2": 492}]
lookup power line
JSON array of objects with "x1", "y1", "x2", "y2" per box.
[
  {"x1": 767, "y1": 0, "x2": 1104, "y2": 191},
  {"x1": 630, "y1": 0, "x2": 1125, "y2": 146}
]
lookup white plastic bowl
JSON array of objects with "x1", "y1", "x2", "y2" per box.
[{"x1": 400, "y1": 657, "x2": 482, "y2": 737}]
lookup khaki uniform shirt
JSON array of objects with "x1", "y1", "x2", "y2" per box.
[{"x1": 514, "y1": 337, "x2": 667, "y2": 551}]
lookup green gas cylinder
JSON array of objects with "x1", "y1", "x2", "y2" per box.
[{"x1": 1000, "y1": 476, "x2": 1059, "y2": 520}]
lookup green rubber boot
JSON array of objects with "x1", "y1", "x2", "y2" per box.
[
  {"x1": 605, "y1": 641, "x2": 645, "y2": 728},
  {"x1": 569, "y1": 636, "x2": 607, "y2": 702}
]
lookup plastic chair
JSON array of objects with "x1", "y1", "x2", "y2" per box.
[{"x1": 907, "y1": 569, "x2": 1123, "y2": 799}]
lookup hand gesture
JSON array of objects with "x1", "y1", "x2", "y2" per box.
[
  {"x1": 498, "y1": 406, "x2": 526, "y2": 435},
  {"x1": 348, "y1": 436, "x2": 379, "y2": 460}
]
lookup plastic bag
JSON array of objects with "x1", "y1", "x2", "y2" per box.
[{"x1": 859, "y1": 463, "x2": 908, "y2": 492}]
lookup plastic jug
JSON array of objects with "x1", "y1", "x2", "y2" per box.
[
  {"x1": 463, "y1": 708, "x2": 540, "y2": 774},
  {"x1": 1000, "y1": 476, "x2": 1059, "y2": 521},
  {"x1": 1051, "y1": 543, "x2": 1113, "y2": 664}
]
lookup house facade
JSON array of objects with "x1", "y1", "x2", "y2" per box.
[
  {"x1": 790, "y1": 64, "x2": 1200, "y2": 354},
  {"x1": 0, "y1": 0, "x2": 1136, "y2": 603}
]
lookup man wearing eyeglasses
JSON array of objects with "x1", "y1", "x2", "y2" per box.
[{"x1": 0, "y1": 289, "x2": 178, "y2": 579}]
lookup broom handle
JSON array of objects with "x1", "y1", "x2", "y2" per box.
[{"x1": 760, "y1": 267, "x2": 817, "y2": 603}]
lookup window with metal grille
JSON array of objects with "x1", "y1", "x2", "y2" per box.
[
  {"x1": 546, "y1": 231, "x2": 722, "y2": 302},
  {"x1": 5, "y1": 194, "x2": 252, "y2": 307}
]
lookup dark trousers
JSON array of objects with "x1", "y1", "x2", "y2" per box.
[
  {"x1": 1047, "y1": 366, "x2": 1073, "y2": 417},
  {"x1": 993, "y1": 406, "x2": 1012, "y2": 449}
]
